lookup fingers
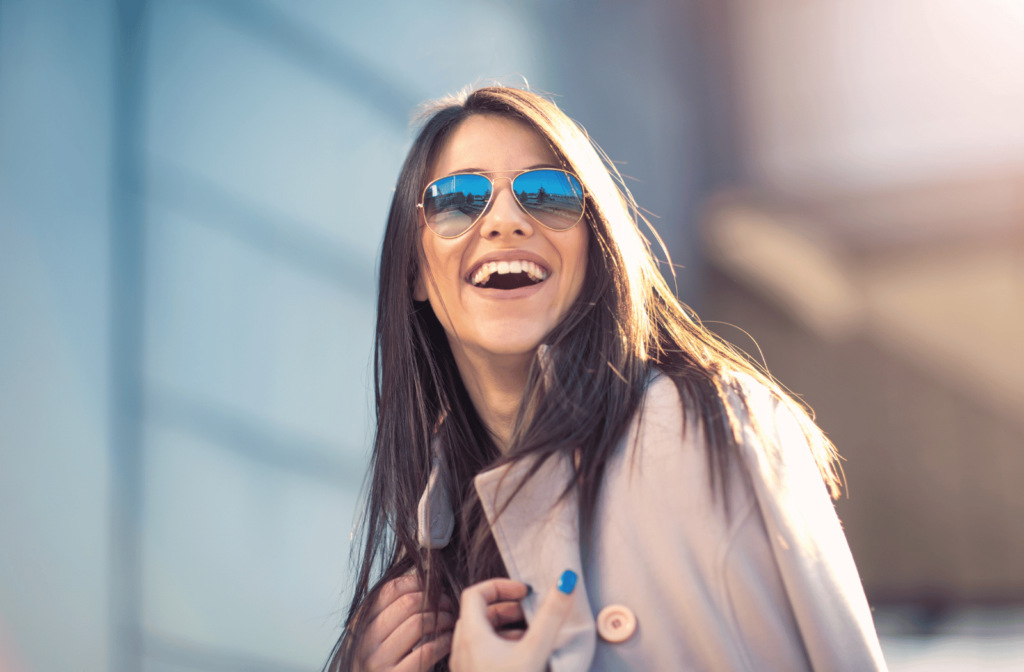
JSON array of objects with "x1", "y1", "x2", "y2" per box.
[
  {"x1": 367, "y1": 590, "x2": 432, "y2": 644},
  {"x1": 460, "y1": 578, "x2": 530, "y2": 612},
  {"x1": 370, "y1": 574, "x2": 454, "y2": 620},
  {"x1": 487, "y1": 600, "x2": 526, "y2": 629},
  {"x1": 374, "y1": 609, "x2": 455, "y2": 665},
  {"x1": 449, "y1": 574, "x2": 574, "y2": 672},
  {"x1": 369, "y1": 574, "x2": 425, "y2": 620},
  {"x1": 519, "y1": 570, "x2": 577, "y2": 661},
  {"x1": 393, "y1": 631, "x2": 453, "y2": 672},
  {"x1": 360, "y1": 574, "x2": 455, "y2": 671},
  {"x1": 498, "y1": 628, "x2": 526, "y2": 641},
  {"x1": 365, "y1": 582, "x2": 455, "y2": 654},
  {"x1": 456, "y1": 578, "x2": 529, "y2": 649}
]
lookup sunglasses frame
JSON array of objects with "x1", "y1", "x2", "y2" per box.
[{"x1": 416, "y1": 168, "x2": 587, "y2": 239}]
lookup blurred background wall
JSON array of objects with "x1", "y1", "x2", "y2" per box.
[
  {"x1": 0, "y1": 1, "x2": 717, "y2": 670},
  {"x1": 1, "y1": 1, "x2": 1021, "y2": 671},
  {"x1": 705, "y1": 0, "x2": 1024, "y2": 604}
]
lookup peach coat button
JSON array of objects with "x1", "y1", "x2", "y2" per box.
[{"x1": 596, "y1": 604, "x2": 637, "y2": 643}]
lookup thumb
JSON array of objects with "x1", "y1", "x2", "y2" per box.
[{"x1": 520, "y1": 570, "x2": 577, "y2": 663}]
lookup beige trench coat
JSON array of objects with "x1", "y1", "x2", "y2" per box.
[{"x1": 417, "y1": 372, "x2": 888, "y2": 671}]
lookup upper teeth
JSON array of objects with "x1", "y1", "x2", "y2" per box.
[{"x1": 471, "y1": 260, "x2": 549, "y2": 286}]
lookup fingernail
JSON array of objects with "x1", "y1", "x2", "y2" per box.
[
  {"x1": 524, "y1": 583, "x2": 534, "y2": 596},
  {"x1": 557, "y1": 570, "x2": 577, "y2": 595}
]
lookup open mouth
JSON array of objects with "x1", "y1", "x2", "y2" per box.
[{"x1": 469, "y1": 259, "x2": 549, "y2": 290}]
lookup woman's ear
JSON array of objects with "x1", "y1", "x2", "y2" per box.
[{"x1": 413, "y1": 271, "x2": 428, "y2": 302}]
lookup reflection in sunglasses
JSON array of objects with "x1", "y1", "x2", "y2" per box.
[{"x1": 422, "y1": 169, "x2": 585, "y2": 237}]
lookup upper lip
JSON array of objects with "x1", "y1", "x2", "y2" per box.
[{"x1": 465, "y1": 250, "x2": 551, "y2": 283}]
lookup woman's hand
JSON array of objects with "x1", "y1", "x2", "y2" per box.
[
  {"x1": 450, "y1": 571, "x2": 577, "y2": 672},
  {"x1": 354, "y1": 573, "x2": 455, "y2": 672}
]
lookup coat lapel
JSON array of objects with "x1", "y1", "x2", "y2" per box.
[{"x1": 474, "y1": 453, "x2": 597, "y2": 672}]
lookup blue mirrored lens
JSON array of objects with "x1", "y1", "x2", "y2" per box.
[
  {"x1": 513, "y1": 170, "x2": 584, "y2": 229},
  {"x1": 422, "y1": 174, "x2": 492, "y2": 237}
]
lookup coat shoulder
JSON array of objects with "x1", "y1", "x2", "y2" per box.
[
  {"x1": 639, "y1": 368, "x2": 781, "y2": 445},
  {"x1": 623, "y1": 371, "x2": 752, "y2": 510},
  {"x1": 631, "y1": 371, "x2": 699, "y2": 458}
]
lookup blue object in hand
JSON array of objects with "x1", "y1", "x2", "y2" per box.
[{"x1": 558, "y1": 569, "x2": 578, "y2": 594}]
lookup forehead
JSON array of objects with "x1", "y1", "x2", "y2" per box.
[{"x1": 430, "y1": 114, "x2": 561, "y2": 180}]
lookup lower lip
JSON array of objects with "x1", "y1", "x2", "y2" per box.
[{"x1": 466, "y1": 277, "x2": 549, "y2": 300}]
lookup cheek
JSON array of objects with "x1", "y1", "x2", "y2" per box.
[
  {"x1": 419, "y1": 237, "x2": 462, "y2": 300},
  {"x1": 566, "y1": 229, "x2": 590, "y2": 299}
]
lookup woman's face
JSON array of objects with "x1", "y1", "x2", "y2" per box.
[{"x1": 416, "y1": 115, "x2": 589, "y2": 360}]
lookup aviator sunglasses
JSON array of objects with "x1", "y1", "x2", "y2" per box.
[{"x1": 417, "y1": 168, "x2": 586, "y2": 238}]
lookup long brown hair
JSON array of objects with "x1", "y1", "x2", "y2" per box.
[{"x1": 326, "y1": 86, "x2": 840, "y2": 671}]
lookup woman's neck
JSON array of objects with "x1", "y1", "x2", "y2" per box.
[{"x1": 449, "y1": 343, "x2": 531, "y2": 454}]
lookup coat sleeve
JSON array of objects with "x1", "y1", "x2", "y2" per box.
[{"x1": 727, "y1": 373, "x2": 889, "y2": 672}]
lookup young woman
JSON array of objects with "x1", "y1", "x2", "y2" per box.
[{"x1": 328, "y1": 86, "x2": 887, "y2": 672}]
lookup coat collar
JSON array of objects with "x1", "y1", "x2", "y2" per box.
[
  {"x1": 417, "y1": 453, "x2": 454, "y2": 549},
  {"x1": 417, "y1": 452, "x2": 597, "y2": 672}
]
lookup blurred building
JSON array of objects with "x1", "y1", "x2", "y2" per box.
[
  {"x1": 0, "y1": 1, "x2": 718, "y2": 670},
  {"x1": 703, "y1": 0, "x2": 1024, "y2": 618}
]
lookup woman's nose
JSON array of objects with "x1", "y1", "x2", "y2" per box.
[{"x1": 479, "y1": 177, "x2": 534, "y2": 239}]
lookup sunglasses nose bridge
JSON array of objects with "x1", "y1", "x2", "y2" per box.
[
  {"x1": 488, "y1": 175, "x2": 515, "y2": 192},
  {"x1": 479, "y1": 174, "x2": 535, "y2": 234},
  {"x1": 483, "y1": 175, "x2": 521, "y2": 210}
]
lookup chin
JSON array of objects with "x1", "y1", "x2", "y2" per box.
[
  {"x1": 478, "y1": 339, "x2": 545, "y2": 358},
  {"x1": 475, "y1": 325, "x2": 549, "y2": 357}
]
